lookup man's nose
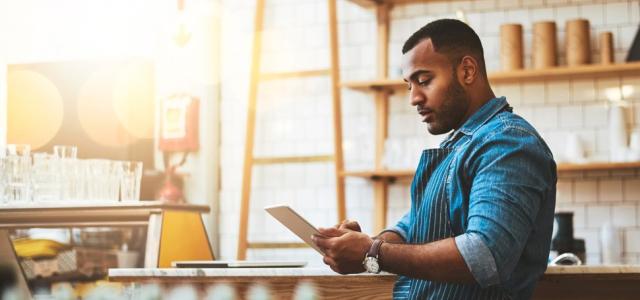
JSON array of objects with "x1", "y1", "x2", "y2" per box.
[{"x1": 410, "y1": 87, "x2": 425, "y2": 106}]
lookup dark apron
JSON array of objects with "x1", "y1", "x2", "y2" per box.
[{"x1": 392, "y1": 148, "x2": 508, "y2": 300}]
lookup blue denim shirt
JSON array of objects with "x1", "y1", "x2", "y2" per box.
[{"x1": 388, "y1": 97, "x2": 557, "y2": 299}]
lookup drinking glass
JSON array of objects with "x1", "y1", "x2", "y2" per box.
[
  {"x1": 6, "y1": 144, "x2": 31, "y2": 157},
  {"x1": 108, "y1": 160, "x2": 121, "y2": 201},
  {"x1": 72, "y1": 159, "x2": 90, "y2": 201},
  {"x1": 32, "y1": 152, "x2": 62, "y2": 202},
  {"x1": 53, "y1": 145, "x2": 77, "y2": 159},
  {"x1": 119, "y1": 161, "x2": 143, "y2": 202},
  {"x1": 0, "y1": 158, "x2": 7, "y2": 205},
  {"x1": 4, "y1": 155, "x2": 32, "y2": 203},
  {"x1": 54, "y1": 145, "x2": 78, "y2": 201},
  {"x1": 86, "y1": 159, "x2": 116, "y2": 201}
]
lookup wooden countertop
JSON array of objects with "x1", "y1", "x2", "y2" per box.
[
  {"x1": 546, "y1": 265, "x2": 640, "y2": 274},
  {"x1": 542, "y1": 265, "x2": 640, "y2": 280},
  {"x1": 536, "y1": 265, "x2": 640, "y2": 300},
  {"x1": 109, "y1": 265, "x2": 640, "y2": 300},
  {"x1": 109, "y1": 265, "x2": 640, "y2": 279},
  {"x1": 109, "y1": 267, "x2": 396, "y2": 279},
  {"x1": 109, "y1": 267, "x2": 396, "y2": 300}
]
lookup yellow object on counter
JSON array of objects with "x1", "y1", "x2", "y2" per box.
[
  {"x1": 13, "y1": 238, "x2": 70, "y2": 258},
  {"x1": 158, "y1": 210, "x2": 214, "y2": 267}
]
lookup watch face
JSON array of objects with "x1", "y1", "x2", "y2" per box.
[{"x1": 364, "y1": 257, "x2": 380, "y2": 273}]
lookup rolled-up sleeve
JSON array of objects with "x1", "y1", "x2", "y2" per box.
[
  {"x1": 380, "y1": 212, "x2": 411, "y2": 242},
  {"x1": 455, "y1": 232, "x2": 500, "y2": 287},
  {"x1": 458, "y1": 126, "x2": 554, "y2": 286}
]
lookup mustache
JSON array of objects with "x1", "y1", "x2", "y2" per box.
[{"x1": 417, "y1": 106, "x2": 433, "y2": 114}]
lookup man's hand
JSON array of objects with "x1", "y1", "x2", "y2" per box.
[
  {"x1": 334, "y1": 219, "x2": 362, "y2": 232},
  {"x1": 312, "y1": 227, "x2": 373, "y2": 274}
]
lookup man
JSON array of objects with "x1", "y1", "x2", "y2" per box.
[{"x1": 312, "y1": 19, "x2": 556, "y2": 299}]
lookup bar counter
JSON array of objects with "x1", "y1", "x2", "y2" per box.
[{"x1": 109, "y1": 265, "x2": 640, "y2": 299}]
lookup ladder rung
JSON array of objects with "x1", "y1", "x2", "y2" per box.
[
  {"x1": 253, "y1": 155, "x2": 334, "y2": 164},
  {"x1": 248, "y1": 242, "x2": 309, "y2": 249},
  {"x1": 259, "y1": 69, "x2": 330, "y2": 81}
]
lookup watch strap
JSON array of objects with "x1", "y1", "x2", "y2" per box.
[{"x1": 367, "y1": 239, "x2": 384, "y2": 258}]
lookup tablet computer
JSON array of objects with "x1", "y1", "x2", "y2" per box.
[{"x1": 264, "y1": 205, "x2": 324, "y2": 255}]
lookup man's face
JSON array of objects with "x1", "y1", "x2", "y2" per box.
[{"x1": 401, "y1": 39, "x2": 470, "y2": 135}]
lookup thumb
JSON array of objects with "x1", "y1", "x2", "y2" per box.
[{"x1": 339, "y1": 220, "x2": 362, "y2": 232}]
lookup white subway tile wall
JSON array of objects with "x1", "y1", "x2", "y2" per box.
[{"x1": 219, "y1": 0, "x2": 640, "y2": 264}]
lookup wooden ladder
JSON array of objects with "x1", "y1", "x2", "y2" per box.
[{"x1": 236, "y1": 0, "x2": 346, "y2": 260}]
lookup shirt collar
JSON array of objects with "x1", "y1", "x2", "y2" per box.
[{"x1": 442, "y1": 96, "x2": 511, "y2": 145}]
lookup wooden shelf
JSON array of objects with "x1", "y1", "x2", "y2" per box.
[
  {"x1": 341, "y1": 162, "x2": 640, "y2": 181},
  {"x1": 348, "y1": 0, "x2": 436, "y2": 8},
  {"x1": 342, "y1": 62, "x2": 640, "y2": 92},
  {"x1": 490, "y1": 62, "x2": 640, "y2": 83},
  {"x1": 341, "y1": 78, "x2": 405, "y2": 91},
  {"x1": 556, "y1": 161, "x2": 640, "y2": 172},
  {"x1": 341, "y1": 169, "x2": 413, "y2": 180}
]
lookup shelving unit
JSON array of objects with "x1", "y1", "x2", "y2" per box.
[
  {"x1": 340, "y1": 0, "x2": 640, "y2": 233},
  {"x1": 342, "y1": 62, "x2": 640, "y2": 92},
  {"x1": 341, "y1": 162, "x2": 640, "y2": 182}
]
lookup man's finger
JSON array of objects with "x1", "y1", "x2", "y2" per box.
[
  {"x1": 330, "y1": 265, "x2": 342, "y2": 274},
  {"x1": 317, "y1": 227, "x2": 347, "y2": 237},
  {"x1": 311, "y1": 234, "x2": 333, "y2": 251},
  {"x1": 323, "y1": 255, "x2": 337, "y2": 267},
  {"x1": 324, "y1": 256, "x2": 344, "y2": 274}
]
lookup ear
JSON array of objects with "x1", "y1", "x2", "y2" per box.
[{"x1": 457, "y1": 56, "x2": 479, "y2": 85}]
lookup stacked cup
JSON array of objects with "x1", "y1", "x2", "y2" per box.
[
  {"x1": 0, "y1": 144, "x2": 144, "y2": 205},
  {"x1": 3, "y1": 145, "x2": 32, "y2": 204}
]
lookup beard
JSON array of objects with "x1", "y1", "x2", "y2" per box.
[{"x1": 426, "y1": 77, "x2": 470, "y2": 135}]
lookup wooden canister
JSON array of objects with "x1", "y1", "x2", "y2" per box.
[
  {"x1": 600, "y1": 31, "x2": 614, "y2": 64},
  {"x1": 566, "y1": 19, "x2": 591, "y2": 66},
  {"x1": 533, "y1": 21, "x2": 557, "y2": 69},
  {"x1": 500, "y1": 24, "x2": 524, "y2": 71}
]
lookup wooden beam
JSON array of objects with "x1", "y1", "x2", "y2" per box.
[
  {"x1": 375, "y1": 3, "x2": 390, "y2": 81},
  {"x1": 237, "y1": 0, "x2": 265, "y2": 261},
  {"x1": 373, "y1": 3, "x2": 391, "y2": 234},
  {"x1": 373, "y1": 182, "x2": 388, "y2": 233},
  {"x1": 328, "y1": 0, "x2": 347, "y2": 223}
]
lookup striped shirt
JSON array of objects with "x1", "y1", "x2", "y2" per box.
[{"x1": 388, "y1": 97, "x2": 557, "y2": 299}]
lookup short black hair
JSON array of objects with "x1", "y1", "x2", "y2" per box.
[{"x1": 402, "y1": 19, "x2": 486, "y2": 77}]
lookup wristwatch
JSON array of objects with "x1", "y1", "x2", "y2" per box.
[{"x1": 362, "y1": 239, "x2": 384, "y2": 273}]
